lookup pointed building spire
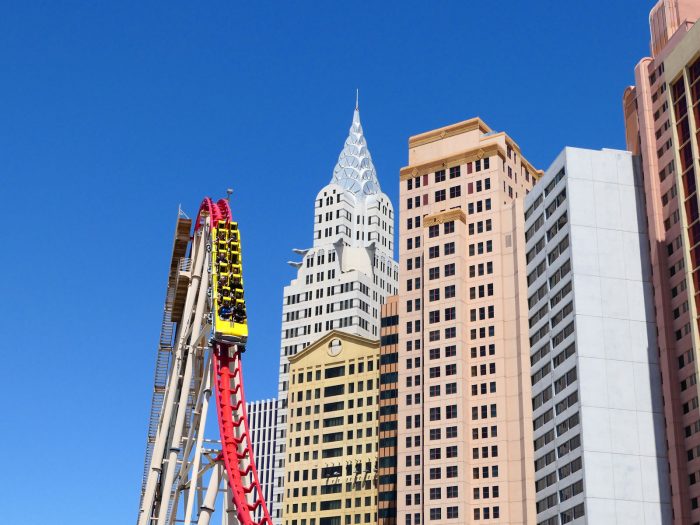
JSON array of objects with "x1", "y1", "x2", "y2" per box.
[{"x1": 331, "y1": 96, "x2": 381, "y2": 198}]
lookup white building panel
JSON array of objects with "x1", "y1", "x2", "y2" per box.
[{"x1": 525, "y1": 147, "x2": 670, "y2": 524}]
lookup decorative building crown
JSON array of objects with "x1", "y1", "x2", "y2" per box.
[{"x1": 331, "y1": 102, "x2": 381, "y2": 198}]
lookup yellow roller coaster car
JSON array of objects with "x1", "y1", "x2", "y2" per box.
[{"x1": 212, "y1": 220, "x2": 248, "y2": 343}]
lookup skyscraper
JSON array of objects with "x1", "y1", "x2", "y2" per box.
[
  {"x1": 283, "y1": 331, "x2": 380, "y2": 525},
  {"x1": 397, "y1": 118, "x2": 541, "y2": 525},
  {"x1": 378, "y1": 296, "x2": 399, "y2": 525},
  {"x1": 247, "y1": 399, "x2": 281, "y2": 522},
  {"x1": 623, "y1": 2, "x2": 700, "y2": 521},
  {"x1": 271, "y1": 103, "x2": 398, "y2": 523},
  {"x1": 525, "y1": 147, "x2": 670, "y2": 524}
]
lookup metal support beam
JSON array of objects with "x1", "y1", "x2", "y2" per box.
[
  {"x1": 197, "y1": 463, "x2": 222, "y2": 525},
  {"x1": 139, "y1": 229, "x2": 207, "y2": 525},
  {"x1": 156, "y1": 237, "x2": 211, "y2": 525},
  {"x1": 183, "y1": 357, "x2": 214, "y2": 525}
]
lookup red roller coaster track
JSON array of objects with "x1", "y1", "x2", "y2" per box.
[
  {"x1": 213, "y1": 344, "x2": 272, "y2": 525},
  {"x1": 138, "y1": 196, "x2": 272, "y2": 525},
  {"x1": 205, "y1": 198, "x2": 272, "y2": 525}
]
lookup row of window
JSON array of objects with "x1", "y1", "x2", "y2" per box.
[
  {"x1": 435, "y1": 166, "x2": 461, "y2": 182},
  {"x1": 533, "y1": 390, "x2": 579, "y2": 435},
  {"x1": 428, "y1": 307, "x2": 457, "y2": 323},
  {"x1": 428, "y1": 263, "x2": 456, "y2": 279},
  {"x1": 535, "y1": 456, "x2": 582, "y2": 492},
  {"x1": 288, "y1": 512, "x2": 375, "y2": 525},
  {"x1": 285, "y1": 281, "x2": 369, "y2": 305},
  {"x1": 536, "y1": 479, "x2": 582, "y2": 513},
  {"x1": 427, "y1": 242, "x2": 455, "y2": 259},
  {"x1": 285, "y1": 297, "x2": 372, "y2": 322},
  {"x1": 405, "y1": 160, "x2": 490, "y2": 191},
  {"x1": 429, "y1": 405, "x2": 459, "y2": 420},
  {"x1": 427, "y1": 345, "x2": 458, "y2": 359},
  {"x1": 428, "y1": 221, "x2": 455, "y2": 238},
  {"x1": 403, "y1": 506, "x2": 500, "y2": 524},
  {"x1": 435, "y1": 186, "x2": 462, "y2": 202},
  {"x1": 528, "y1": 259, "x2": 571, "y2": 313},
  {"x1": 428, "y1": 285, "x2": 456, "y2": 301},
  {"x1": 293, "y1": 360, "x2": 376, "y2": 384},
  {"x1": 428, "y1": 363, "x2": 458, "y2": 377},
  {"x1": 534, "y1": 434, "x2": 581, "y2": 472},
  {"x1": 428, "y1": 383, "x2": 458, "y2": 397},
  {"x1": 283, "y1": 314, "x2": 372, "y2": 339}
]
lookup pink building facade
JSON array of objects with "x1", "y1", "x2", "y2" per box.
[
  {"x1": 396, "y1": 119, "x2": 541, "y2": 525},
  {"x1": 623, "y1": 1, "x2": 700, "y2": 523}
]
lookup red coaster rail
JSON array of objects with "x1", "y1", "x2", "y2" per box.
[
  {"x1": 137, "y1": 195, "x2": 270, "y2": 525},
  {"x1": 206, "y1": 197, "x2": 272, "y2": 525},
  {"x1": 213, "y1": 343, "x2": 272, "y2": 525}
]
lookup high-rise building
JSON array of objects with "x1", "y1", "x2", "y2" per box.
[
  {"x1": 397, "y1": 118, "x2": 541, "y2": 525},
  {"x1": 282, "y1": 331, "x2": 380, "y2": 525},
  {"x1": 247, "y1": 399, "x2": 281, "y2": 522},
  {"x1": 271, "y1": 103, "x2": 398, "y2": 523},
  {"x1": 378, "y1": 296, "x2": 399, "y2": 525},
  {"x1": 623, "y1": 2, "x2": 700, "y2": 521},
  {"x1": 525, "y1": 147, "x2": 670, "y2": 524}
]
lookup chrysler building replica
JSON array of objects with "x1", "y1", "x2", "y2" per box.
[{"x1": 270, "y1": 101, "x2": 398, "y2": 522}]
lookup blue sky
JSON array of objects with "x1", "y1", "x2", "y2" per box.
[{"x1": 1, "y1": 1, "x2": 652, "y2": 523}]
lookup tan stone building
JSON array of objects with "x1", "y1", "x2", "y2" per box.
[
  {"x1": 397, "y1": 118, "x2": 541, "y2": 524},
  {"x1": 284, "y1": 331, "x2": 380, "y2": 525}
]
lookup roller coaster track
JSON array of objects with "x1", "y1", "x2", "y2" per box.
[{"x1": 137, "y1": 198, "x2": 271, "y2": 525}]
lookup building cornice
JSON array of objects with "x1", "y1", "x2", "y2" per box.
[
  {"x1": 424, "y1": 209, "x2": 467, "y2": 226},
  {"x1": 399, "y1": 143, "x2": 505, "y2": 181},
  {"x1": 288, "y1": 329, "x2": 379, "y2": 364},
  {"x1": 408, "y1": 117, "x2": 492, "y2": 148}
]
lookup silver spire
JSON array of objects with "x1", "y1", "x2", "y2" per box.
[{"x1": 331, "y1": 102, "x2": 381, "y2": 198}]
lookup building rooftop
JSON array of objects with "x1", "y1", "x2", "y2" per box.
[{"x1": 331, "y1": 102, "x2": 382, "y2": 198}]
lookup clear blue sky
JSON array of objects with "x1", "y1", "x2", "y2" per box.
[{"x1": 1, "y1": 1, "x2": 652, "y2": 523}]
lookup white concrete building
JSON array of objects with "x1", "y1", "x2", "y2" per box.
[
  {"x1": 524, "y1": 147, "x2": 670, "y2": 524},
  {"x1": 268, "y1": 103, "x2": 398, "y2": 523},
  {"x1": 247, "y1": 399, "x2": 280, "y2": 523}
]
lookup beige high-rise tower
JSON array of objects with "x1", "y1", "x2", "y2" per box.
[{"x1": 396, "y1": 118, "x2": 541, "y2": 525}]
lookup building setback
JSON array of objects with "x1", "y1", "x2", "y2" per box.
[
  {"x1": 623, "y1": 1, "x2": 700, "y2": 521},
  {"x1": 397, "y1": 118, "x2": 541, "y2": 525},
  {"x1": 271, "y1": 104, "x2": 398, "y2": 523},
  {"x1": 283, "y1": 331, "x2": 380, "y2": 525},
  {"x1": 525, "y1": 147, "x2": 670, "y2": 524},
  {"x1": 378, "y1": 296, "x2": 399, "y2": 525}
]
